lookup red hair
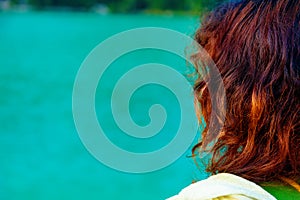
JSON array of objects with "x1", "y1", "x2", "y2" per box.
[{"x1": 192, "y1": 0, "x2": 300, "y2": 183}]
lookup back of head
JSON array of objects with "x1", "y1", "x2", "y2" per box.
[{"x1": 193, "y1": 0, "x2": 300, "y2": 183}]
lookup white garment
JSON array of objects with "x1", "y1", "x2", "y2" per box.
[{"x1": 167, "y1": 173, "x2": 276, "y2": 200}]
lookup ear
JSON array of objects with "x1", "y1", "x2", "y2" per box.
[{"x1": 194, "y1": 96, "x2": 202, "y2": 123}]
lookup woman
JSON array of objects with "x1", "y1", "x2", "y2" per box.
[{"x1": 169, "y1": 0, "x2": 300, "y2": 199}]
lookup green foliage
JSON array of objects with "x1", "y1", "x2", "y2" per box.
[
  {"x1": 28, "y1": 0, "x2": 97, "y2": 9},
  {"x1": 25, "y1": 0, "x2": 228, "y2": 12}
]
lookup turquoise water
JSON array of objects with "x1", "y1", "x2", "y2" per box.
[{"x1": 0, "y1": 11, "x2": 207, "y2": 199}]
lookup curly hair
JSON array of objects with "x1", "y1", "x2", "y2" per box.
[{"x1": 192, "y1": 0, "x2": 300, "y2": 183}]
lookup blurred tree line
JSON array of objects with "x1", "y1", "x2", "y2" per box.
[{"x1": 11, "y1": 0, "x2": 228, "y2": 13}]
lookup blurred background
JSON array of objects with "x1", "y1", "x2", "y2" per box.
[{"x1": 1, "y1": 0, "x2": 226, "y2": 199}]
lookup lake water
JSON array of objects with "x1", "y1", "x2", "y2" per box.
[{"x1": 0, "y1": 11, "x2": 208, "y2": 199}]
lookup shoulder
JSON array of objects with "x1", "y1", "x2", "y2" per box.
[{"x1": 167, "y1": 173, "x2": 276, "y2": 200}]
